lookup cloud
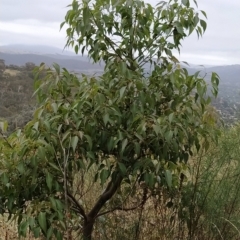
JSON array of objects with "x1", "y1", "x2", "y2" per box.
[
  {"x1": 0, "y1": 20, "x2": 67, "y2": 48},
  {"x1": 0, "y1": 0, "x2": 69, "y2": 22},
  {"x1": 178, "y1": 0, "x2": 240, "y2": 65},
  {"x1": 177, "y1": 52, "x2": 237, "y2": 66},
  {"x1": 0, "y1": 0, "x2": 69, "y2": 48},
  {"x1": 0, "y1": 0, "x2": 239, "y2": 65}
]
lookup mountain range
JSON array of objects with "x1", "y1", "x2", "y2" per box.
[
  {"x1": 0, "y1": 44, "x2": 240, "y2": 84},
  {"x1": 0, "y1": 44, "x2": 240, "y2": 97},
  {"x1": 0, "y1": 44, "x2": 103, "y2": 73},
  {"x1": 0, "y1": 44, "x2": 240, "y2": 125}
]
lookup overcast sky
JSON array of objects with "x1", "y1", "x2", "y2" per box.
[{"x1": 0, "y1": 0, "x2": 239, "y2": 65}]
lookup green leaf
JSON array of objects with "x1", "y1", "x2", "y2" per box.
[
  {"x1": 85, "y1": 135, "x2": 93, "y2": 150},
  {"x1": 71, "y1": 136, "x2": 79, "y2": 152},
  {"x1": 19, "y1": 221, "x2": 29, "y2": 237},
  {"x1": 103, "y1": 113, "x2": 110, "y2": 126},
  {"x1": 118, "y1": 162, "x2": 127, "y2": 176},
  {"x1": 16, "y1": 162, "x2": 25, "y2": 174},
  {"x1": 0, "y1": 121, "x2": 8, "y2": 132},
  {"x1": 107, "y1": 137, "x2": 114, "y2": 152},
  {"x1": 113, "y1": 32, "x2": 123, "y2": 37},
  {"x1": 182, "y1": 0, "x2": 189, "y2": 7},
  {"x1": 50, "y1": 197, "x2": 57, "y2": 210},
  {"x1": 34, "y1": 108, "x2": 44, "y2": 119},
  {"x1": 46, "y1": 172, "x2": 53, "y2": 191},
  {"x1": 193, "y1": 0, "x2": 198, "y2": 7},
  {"x1": 1, "y1": 172, "x2": 9, "y2": 185},
  {"x1": 52, "y1": 63, "x2": 60, "y2": 75},
  {"x1": 211, "y1": 72, "x2": 219, "y2": 97},
  {"x1": 197, "y1": 82, "x2": 204, "y2": 97},
  {"x1": 200, "y1": 19, "x2": 207, "y2": 32},
  {"x1": 47, "y1": 227, "x2": 54, "y2": 240},
  {"x1": 51, "y1": 103, "x2": 58, "y2": 113},
  {"x1": 119, "y1": 86, "x2": 127, "y2": 100},
  {"x1": 38, "y1": 212, "x2": 47, "y2": 234},
  {"x1": 48, "y1": 162, "x2": 61, "y2": 172},
  {"x1": 100, "y1": 169, "x2": 109, "y2": 185},
  {"x1": 60, "y1": 21, "x2": 65, "y2": 30},
  {"x1": 144, "y1": 172, "x2": 155, "y2": 188},
  {"x1": 75, "y1": 45, "x2": 79, "y2": 54},
  {"x1": 81, "y1": 45, "x2": 86, "y2": 55},
  {"x1": 83, "y1": 7, "x2": 90, "y2": 25},
  {"x1": 168, "y1": 113, "x2": 174, "y2": 123},
  {"x1": 165, "y1": 170, "x2": 172, "y2": 188},
  {"x1": 165, "y1": 131, "x2": 173, "y2": 143},
  {"x1": 200, "y1": 10, "x2": 207, "y2": 19},
  {"x1": 33, "y1": 227, "x2": 41, "y2": 238},
  {"x1": 153, "y1": 124, "x2": 160, "y2": 135},
  {"x1": 120, "y1": 62, "x2": 127, "y2": 74},
  {"x1": 193, "y1": 14, "x2": 199, "y2": 27},
  {"x1": 211, "y1": 72, "x2": 219, "y2": 86},
  {"x1": 28, "y1": 217, "x2": 35, "y2": 229},
  {"x1": 55, "y1": 230, "x2": 63, "y2": 240},
  {"x1": 62, "y1": 130, "x2": 71, "y2": 142},
  {"x1": 134, "y1": 142, "x2": 140, "y2": 156},
  {"x1": 121, "y1": 139, "x2": 128, "y2": 153}
]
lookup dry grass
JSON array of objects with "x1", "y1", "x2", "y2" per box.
[
  {"x1": 3, "y1": 69, "x2": 21, "y2": 77},
  {"x1": 0, "y1": 215, "x2": 43, "y2": 240},
  {"x1": 0, "y1": 215, "x2": 20, "y2": 240}
]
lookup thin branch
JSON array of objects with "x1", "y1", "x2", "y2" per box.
[
  {"x1": 113, "y1": 174, "x2": 141, "y2": 208},
  {"x1": 60, "y1": 135, "x2": 71, "y2": 239},
  {"x1": 97, "y1": 195, "x2": 150, "y2": 217},
  {"x1": 67, "y1": 191, "x2": 87, "y2": 221},
  {"x1": 88, "y1": 9, "x2": 135, "y2": 72}
]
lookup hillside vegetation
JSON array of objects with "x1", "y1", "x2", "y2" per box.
[{"x1": 0, "y1": 63, "x2": 36, "y2": 132}]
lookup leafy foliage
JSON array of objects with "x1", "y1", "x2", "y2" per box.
[
  {"x1": 0, "y1": 0, "x2": 219, "y2": 239},
  {"x1": 62, "y1": 0, "x2": 208, "y2": 67}
]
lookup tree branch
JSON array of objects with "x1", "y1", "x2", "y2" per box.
[
  {"x1": 87, "y1": 175, "x2": 123, "y2": 219},
  {"x1": 96, "y1": 194, "x2": 150, "y2": 217},
  {"x1": 67, "y1": 191, "x2": 87, "y2": 221}
]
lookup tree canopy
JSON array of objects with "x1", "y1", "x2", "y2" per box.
[{"x1": 0, "y1": 0, "x2": 219, "y2": 239}]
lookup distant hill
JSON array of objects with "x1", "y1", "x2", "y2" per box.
[
  {"x1": 0, "y1": 52, "x2": 103, "y2": 73},
  {"x1": 0, "y1": 44, "x2": 104, "y2": 73},
  {"x1": 0, "y1": 44, "x2": 239, "y2": 82},
  {"x1": 185, "y1": 64, "x2": 240, "y2": 124},
  {"x1": 206, "y1": 65, "x2": 240, "y2": 86},
  {"x1": 186, "y1": 64, "x2": 240, "y2": 84},
  {"x1": 0, "y1": 44, "x2": 240, "y2": 126}
]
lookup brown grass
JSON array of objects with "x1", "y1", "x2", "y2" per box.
[
  {"x1": 3, "y1": 69, "x2": 21, "y2": 77},
  {"x1": 0, "y1": 215, "x2": 19, "y2": 240}
]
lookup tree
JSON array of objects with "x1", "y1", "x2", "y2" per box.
[
  {"x1": 25, "y1": 62, "x2": 36, "y2": 71},
  {"x1": 0, "y1": 0, "x2": 219, "y2": 239},
  {"x1": 0, "y1": 59, "x2": 6, "y2": 76}
]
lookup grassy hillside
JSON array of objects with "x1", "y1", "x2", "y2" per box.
[
  {"x1": 0, "y1": 64, "x2": 36, "y2": 132},
  {"x1": 0, "y1": 52, "x2": 103, "y2": 74}
]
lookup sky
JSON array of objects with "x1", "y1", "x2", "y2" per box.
[{"x1": 0, "y1": 0, "x2": 239, "y2": 66}]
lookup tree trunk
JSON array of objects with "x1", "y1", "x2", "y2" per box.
[
  {"x1": 83, "y1": 217, "x2": 95, "y2": 240},
  {"x1": 81, "y1": 175, "x2": 123, "y2": 239}
]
